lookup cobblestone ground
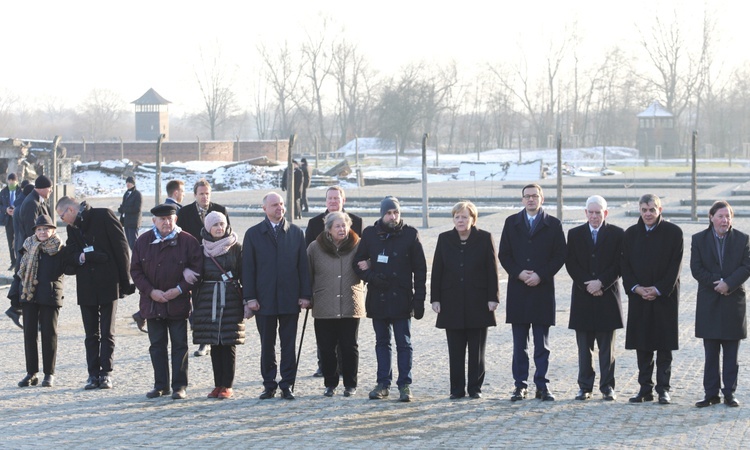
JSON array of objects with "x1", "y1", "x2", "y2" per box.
[{"x1": 0, "y1": 177, "x2": 748, "y2": 449}]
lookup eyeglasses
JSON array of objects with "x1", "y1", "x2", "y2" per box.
[{"x1": 523, "y1": 194, "x2": 540, "y2": 200}]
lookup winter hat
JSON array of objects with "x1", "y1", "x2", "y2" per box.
[
  {"x1": 34, "y1": 175, "x2": 52, "y2": 189},
  {"x1": 204, "y1": 211, "x2": 227, "y2": 231},
  {"x1": 126, "y1": 176, "x2": 135, "y2": 184},
  {"x1": 380, "y1": 196, "x2": 401, "y2": 217},
  {"x1": 33, "y1": 214, "x2": 56, "y2": 230},
  {"x1": 150, "y1": 203, "x2": 177, "y2": 217}
]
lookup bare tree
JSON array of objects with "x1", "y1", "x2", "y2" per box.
[
  {"x1": 81, "y1": 89, "x2": 126, "y2": 140},
  {"x1": 331, "y1": 38, "x2": 377, "y2": 149},
  {"x1": 301, "y1": 17, "x2": 336, "y2": 153},
  {"x1": 258, "y1": 41, "x2": 303, "y2": 138},
  {"x1": 195, "y1": 45, "x2": 238, "y2": 140}
]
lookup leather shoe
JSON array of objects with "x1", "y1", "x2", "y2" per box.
[
  {"x1": 5, "y1": 307, "x2": 23, "y2": 329},
  {"x1": 324, "y1": 387, "x2": 335, "y2": 397},
  {"x1": 18, "y1": 373, "x2": 38, "y2": 387},
  {"x1": 469, "y1": 392, "x2": 482, "y2": 399},
  {"x1": 313, "y1": 368, "x2": 324, "y2": 377},
  {"x1": 84, "y1": 376, "x2": 100, "y2": 390},
  {"x1": 208, "y1": 386, "x2": 222, "y2": 398},
  {"x1": 146, "y1": 388, "x2": 171, "y2": 398},
  {"x1": 450, "y1": 392, "x2": 465, "y2": 400},
  {"x1": 658, "y1": 392, "x2": 671, "y2": 404},
  {"x1": 281, "y1": 388, "x2": 295, "y2": 400},
  {"x1": 602, "y1": 387, "x2": 617, "y2": 401},
  {"x1": 725, "y1": 395, "x2": 740, "y2": 407},
  {"x1": 696, "y1": 395, "x2": 721, "y2": 408},
  {"x1": 510, "y1": 387, "x2": 527, "y2": 401},
  {"x1": 42, "y1": 374, "x2": 55, "y2": 387},
  {"x1": 629, "y1": 392, "x2": 654, "y2": 403},
  {"x1": 132, "y1": 312, "x2": 147, "y2": 333},
  {"x1": 194, "y1": 344, "x2": 210, "y2": 357},
  {"x1": 575, "y1": 389, "x2": 592, "y2": 401},
  {"x1": 259, "y1": 388, "x2": 276, "y2": 399},
  {"x1": 343, "y1": 387, "x2": 357, "y2": 397},
  {"x1": 537, "y1": 389, "x2": 555, "y2": 401},
  {"x1": 171, "y1": 387, "x2": 187, "y2": 400},
  {"x1": 217, "y1": 387, "x2": 233, "y2": 399},
  {"x1": 99, "y1": 375, "x2": 113, "y2": 389}
]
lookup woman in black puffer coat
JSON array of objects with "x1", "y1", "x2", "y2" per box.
[{"x1": 192, "y1": 211, "x2": 244, "y2": 399}]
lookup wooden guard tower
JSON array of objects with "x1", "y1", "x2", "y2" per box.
[{"x1": 132, "y1": 88, "x2": 171, "y2": 141}]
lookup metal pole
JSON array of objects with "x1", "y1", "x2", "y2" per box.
[
  {"x1": 197, "y1": 136, "x2": 201, "y2": 161},
  {"x1": 314, "y1": 135, "x2": 319, "y2": 170},
  {"x1": 292, "y1": 308, "x2": 310, "y2": 392},
  {"x1": 422, "y1": 133, "x2": 429, "y2": 228},
  {"x1": 236, "y1": 135, "x2": 240, "y2": 161},
  {"x1": 156, "y1": 134, "x2": 165, "y2": 206},
  {"x1": 119, "y1": 136, "x2": 124, "y2": 160},
  {"x1": 355, "y1": 135, "x2": 359, "y2": 167},
  {"x1": 51, "y1": 136, "x2": 61, "y2": 216},
  {"x1": 556, "y1": 132, "x2": 563, "y2": 220},
  {"x1": 275, "y1": 137, "x2": 279, "y2": 161},
  {"x1": 286, "y1": 134, "x2": 296, "y2": 223},
  {"x1": 691, "y1": 131, "x2": 698, "y2": 221},
  {"x1": 395, "y1": 135, "x2": 399, "y2": 167}
]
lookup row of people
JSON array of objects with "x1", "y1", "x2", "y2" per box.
[{"x1": 8, "y1": 181, "x2": 747, "y2": 409}]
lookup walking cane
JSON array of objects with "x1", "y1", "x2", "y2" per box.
[{"x1": 292, "y1": 308, "x2": 310, "y2": 392}]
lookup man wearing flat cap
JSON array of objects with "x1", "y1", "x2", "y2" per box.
[
  {"x1": 130, "y1": 203, "x2": 203, "y2": 400},
  {"x1": 354, "y1": 196, "x2": 427, "y2": 402},
  {"x1": 56, "y1": 196, "x2": 132, "y2": 390},
  {"x1": 118, "y1": 176, "x2": 142, "y2": 251}
]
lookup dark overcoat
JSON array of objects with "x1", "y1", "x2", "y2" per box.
[
  {"x1": 622, "y1": 216, "x2": 682, "y2": 351},
  {"x1": 0, "y1": 184, "x2": 21, "y2": 226},
  {"x1": 353, "y1": 219, "x2": 427, "y2": 320},
  {"x1": 12, "y1": 189, "x2": 28, "y2": 256},
  {"x1": 130, "y1": 229, "x2": 203, "y2": 320},
  {"x1": 691, "y1": 226, "x2": 750, "y2": 340},
  {"x1": 19, "y1": 190, "x2": 52, "y2": 248},
  {"x1": 63, "y1": 203, "x2": 132, "y2": 305},
  {"x1": 566, "y1": 221, "x2": 625, "y2": 331},
  {"x1": 498, "y1": 208, "x2": 566, "y2": 326},
  {"x1": 193, "y1": 241, "x2": 245, "y2": 346},
  {"x1": 241, "y1": 219, "x2": 312, "y2": 315},
  {"x1": 305, "y1": 210, "x2": 363, "y2": 246},
  {"x1": 177, "y1": 201, "x2": 229, "y2": 240},
  {"x1": 118, "y1": 187, "x2": 142, "y2": 228},
  {"x1": 431, "y1": 227, "x2": 498, "y2": 330}
]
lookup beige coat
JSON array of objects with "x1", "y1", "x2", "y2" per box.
[{"x1": 307, "y1": 229, "x2": 365, "y2": 319}]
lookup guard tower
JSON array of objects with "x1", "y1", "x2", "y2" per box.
[
  {"x1": 132, "y1": 88, "x2": 170, "y2": 141},
  {"x1": 636, "y1": 101, "x2": 680, "y2": 159}
]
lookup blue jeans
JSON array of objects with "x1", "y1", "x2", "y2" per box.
[{"x1": 372, "y1": 318, "x2": 412, "y2": 388}]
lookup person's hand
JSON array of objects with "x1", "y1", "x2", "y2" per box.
[
  {"x1": 6, "y1": 207, "x2": 13, "y2": 216},
  {"x1": 183, "y1": 268, "x2": 199, "y2": 284},
  {"x1": 636, "y1": 286, "x2": 657, "y2": 301},
  {"x1": 244, "y1": 304, "x2": 255, "y2": 319},
  {"x1": 150, "y1": 289, "x2": 168, "y2": 303},
  {"x1": 247, "y1": 299, "x2": 260, "y2": 311},
  {"x1": 412, "y1": 301, "x2": 425, "y2": 320},
  {"x1": 299, "y1": 298, "x2": 311, "y2": 309},
  {"x1": 432, "y1": 302, "x2": 441, "y2": 314},
  {"x1": 518, "y1": 270, "x2": 533, "y2": 283},
  {"x1": 584, "y1": 279, "x2": 603, "y2": 295},
  {"x1": 163, "y1": 288, "x2": 181, "y2": 301},
  {"x1": 713, "y1": 279, "x2": 730, "y2": 295},
  {"x1": 524, "y1": 272, "x2": 541, "y2": 287},
  {"x1": 357, "y1": 260, "x2": 370, "y2": 271},
  {"x1": 488, "y1": 301, "x2": 499, "y2": 312}
]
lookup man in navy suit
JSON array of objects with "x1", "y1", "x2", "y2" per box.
[{"x1": 566, "y1": 195, "x2": 625, "y2": 401}]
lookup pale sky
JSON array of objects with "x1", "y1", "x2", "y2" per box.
[{"x1": 3, "y1": 0, "x2": 746, "y2": 116}]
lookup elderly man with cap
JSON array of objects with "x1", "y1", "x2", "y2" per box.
[
  {"x1": 118, "y1": 176, "x2": 142, "y2": 251},
  {"x1": 56, "y1": 196, "x2": 132, "y2": 390},
  {"x1": 354, "y1": 196, "x2": 427, "y2": 402},
  {"x1": 130, "y1": 203, "x2": 203, "y2": 400},
  {"x1": 0, "y1": 173, "x2": 21, "y2": 270}
]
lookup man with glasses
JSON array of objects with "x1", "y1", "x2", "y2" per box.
[
  {"x1": 56, "y1": 196, "x2": 132, "y2": 390},
  {"x1": 499, "y1": 183, "x2": 567, "y2": 402}
]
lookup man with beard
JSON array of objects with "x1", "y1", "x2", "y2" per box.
[{"x1": 354, "y1": 196, "x2": 427, "y2": 402}]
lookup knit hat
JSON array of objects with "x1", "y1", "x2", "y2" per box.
[
  {"x1": 126, "y1": 176, "x2": 135, "y2": 184},
  {"x1": 204, "y1": 211, "x2": 227, "y2": 231},
  {"x1": 34, "y1": 175, "x2": 52, "y2": 189},
  {"x1": 380, "y1": 196, "x2": 401, "y2": 217}
]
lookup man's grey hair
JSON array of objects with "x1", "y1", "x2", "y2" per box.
[{"x1": 585, "y1": 195, "x2": 607, "y2": 211}]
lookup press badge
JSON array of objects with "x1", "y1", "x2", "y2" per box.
[
  {"x1": 377, "y1": 254, "x2": 389, "y2": 264},
  {"x1": 83, "y1": 246, "x2": 94, "y2": 253},
  {"x1": 222, "y1": 271, "x2": 234, "y2": 281}
]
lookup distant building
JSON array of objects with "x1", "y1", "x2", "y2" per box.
[
  {"x1": 132, "y1": 88, "x2": 170, "y2": 141},
  {"x1": 636, "y1": 101, "x2": 680, "y2": 159}
]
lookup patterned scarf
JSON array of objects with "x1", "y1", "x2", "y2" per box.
[
  {"x1": 18, "y1": 234, "x2": 62, "y2": 302},
  {"x1": 203, "y1": 231, "x2": 238, "y2": 257},
  {"x1": 150, "y1": 225, "x2": 183, "y2": 244}
]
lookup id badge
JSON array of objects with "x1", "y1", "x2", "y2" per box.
[
  {"x1": 83, "y1": 246, "x2": 94, "y2": 253},
  {"x1": 377, "y1": 254, "x2": 389, "y2": 264},
  {"x1": 221, "y1": 273, "x2": 230, "y2": 282}
]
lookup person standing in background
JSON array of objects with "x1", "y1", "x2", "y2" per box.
[{"x1": 118, "y1": 176, "x2": 142, "y2": 251}]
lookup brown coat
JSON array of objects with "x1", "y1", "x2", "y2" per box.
[{"x1": 307, "y1": 229, "x2": 365, "y2": 319}]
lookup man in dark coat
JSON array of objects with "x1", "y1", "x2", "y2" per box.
[
  {"x1": 176, "y1": 178, "x2": 229, "y2": 356},
  {"x1": 242, "y1": 192, "x2": 312, "y2": 400},
  {"x1": 622, "y1": 193, "x2": 683, "y2": 405},
  {"x1": 566, "y1": 195, "x2": 624, "y2": 401},
  {"x1": 117, "y1": 176, "x2": 142, "y2": 250},
  {"x1": 300, "y1": 158, "x2": 311, "y2": 212},
  {"x1": 281, "y1": 161, "x2": 303, "y2": 219},
  {"x1": 0, "y1": 172, "x2": 21, "y2": 270},
  {"x1": 56, "y1": 196, "x2": 132, "y2": 390},
  {"x1": 354, "y1": 196, "x2": 427, "y2": 402},
  {"x1": 130, "y1": 203, "x2": 203, "y2": 400},
  {"x1": 691, "y1": 201, "x2": 750, "y2": 408},
  {"x1": 499, "y1": 183, "x2": 566, "y2": 402},
  {"x1": 13, "y1": 182, "x2": 33, "y2": 266}
]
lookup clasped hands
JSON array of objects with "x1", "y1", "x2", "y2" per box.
[
  {"x1": 713, "y1": 279, "x2": 730, "y2": 295},
  {"x1": 518, "y1": 270, "x2": 541, "y2": 287},
  {"x1": 584, "y1": 279, "x2": 603, "y2": 297},
  {"x1": 150, "y1": 288, "x2": 180, "y2": 303},
  {"x1": 634, "y1": 285, "x2": 659, "y2": 301}
]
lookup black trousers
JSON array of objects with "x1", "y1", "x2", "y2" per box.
[
  {"x1": 636, "y1": 349, "x2": 672, "y2": 394},
  {"x1": 4, "y1": 221, "x2": 15, "y2": 266},
  {"x1": 210, "y1": 344, "x2": 237, "y2": 388},
  {"x1": 22, "y1": 302, "x2": 59, "y2": 375},
  {"x1": 314, "y1": 318, "x2": 360, "y2": 389},
  {"x1": 446, "y1": 327, "x2": 488, "y2": 396},
  {"x1": 125, "y1": 227, "x2": 138, "y2": 251},
  {"x1": 147, "y1": 318, "x2": 188, "y2": 390},
  {"x1": 80, "y1": 301, "x2": 117, "y2": 377},
  {"x1": 703, "y1": 338, "x2": 740, "y2": 398},
  {"x1": 575, "y1": 329, "x2": 617, "y2": 392},
  {"x1": 511, "y1": 323, "x2": 550, "y2": 390},
  {"x1": 256, "y1": 314, "x2": 298, "y2": 391}
]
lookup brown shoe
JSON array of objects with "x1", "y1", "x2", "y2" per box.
[
  {"x1": 207, "y1": 386, "x2": 221, "y2": 398},
  {"x1": 218, "y1": 387, "x2": 234, "y2": 399}
]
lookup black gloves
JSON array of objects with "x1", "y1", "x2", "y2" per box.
[
  {"x1": 368, "y1": 273, "x2": 390, "y2": 289},
  {"x1": 412, "y1": 301, "x2": 425, "y2": 320},
  {"x1": 119, "y1": 281, "x2": 136, "y2": 297}
]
